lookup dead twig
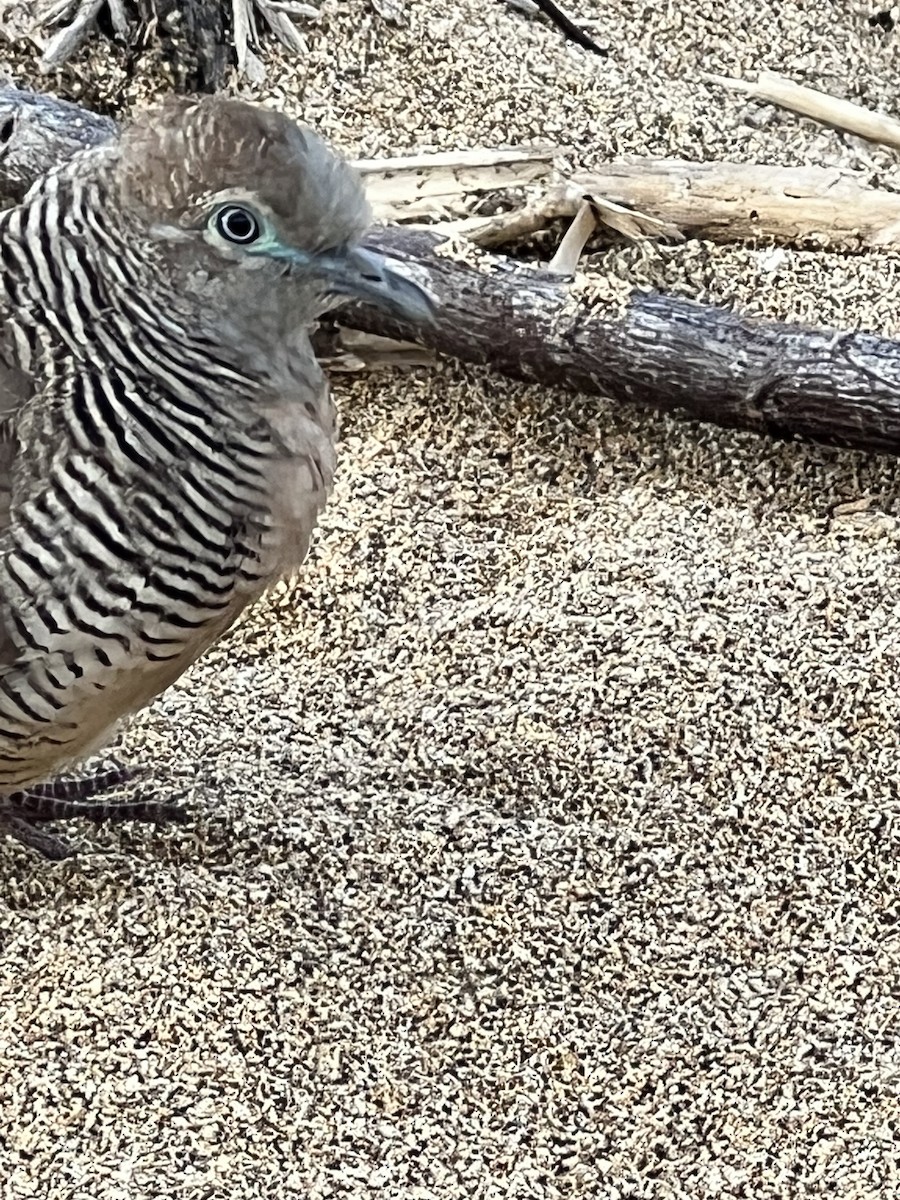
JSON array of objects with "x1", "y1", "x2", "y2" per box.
[
  {"x1": 704, "y1": 68, "x2": 900, "y2": 152},
  {"x1": 502, "y1": 0, "x2": 607, "y2": 55},
  {"x1": 547, "y1": 199, "x2": 597, "y2": 274},
  {"x1": 353, "y1": 145, "x2": 557, "y2": 221}
]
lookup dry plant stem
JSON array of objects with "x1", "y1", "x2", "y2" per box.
[
  {"x1": 107, "y1": 0, "x2": 128, "y2": 33},
  {"x1": 574, "y1": 191, "x2": 681, "y2": 242},
  {"x1": 232, "y1": 0, "x2": 265, "y2": 82},
  {"x1": 429, "y1": 198, "x2": 564, "y2": 248},
  {"x1": 254, "y1": 0, "x2": 308, "y2": 55},
  {"x1": 704, "y1": 69, "x2": 900, "y2": 152},
  {"x1": 35, "y1": 0, "x2": 77, "y2": 22},
  {"x1": 39, "y1": 0, "x2": 105, "y2": 71},
  {"x1": 547, "y1": 199, "x2": 598, "y2": 274},
  {"x1": 264, "y1": 2, "x2": 318, "y2": 14},
  {"x1": 5, "y1": 83, "x2": 900, "y2": 457}
]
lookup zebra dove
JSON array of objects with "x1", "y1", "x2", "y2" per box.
[{"x1": 0, "y1": 94, "x2": 432, "y2": 859}]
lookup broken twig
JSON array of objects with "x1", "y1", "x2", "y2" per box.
[{"x1": 704, "y1": 69, "x2": 900, "y2": 152}]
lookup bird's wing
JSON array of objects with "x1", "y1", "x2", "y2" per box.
[
  {"x1": 0, "y1": 417, "x2": 13, "y2": 527},
  {"x1": 0, "y1": 300, "x2": 40, "y2": 669},
  {"x1": 0, "y1": 313, "x2": 35, "y2": 533}
]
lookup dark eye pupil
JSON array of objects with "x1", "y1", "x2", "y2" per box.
[{"x1": 216, "y1": 206, "x2": 259, "y2": 244}]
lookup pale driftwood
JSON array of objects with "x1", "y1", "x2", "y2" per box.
[
  {"x1": 357, "y1": 148, "x2": 676, "y2": 244},
  {"x1": 571, "y1": 189, "x2": 682, "y2": 243},
  {"x1": 351, "y1": 145, "x2": 557, "y2": 222},
  {"x1": 558, "y1": 159, "x2": 900, "y2": 248},
  {"x1": 364, "y1": 152, "x2": 900, "y2": 251},
  {"x1": 5, "y1": 82, "x2": 900, "y2": 458},
  {"x1": 547, "y1": 199, "x2": 597, "y2": 274},
  {"x1": 414, "y1": 201, "x2": 557, "y2": 249},
  {"x1": 704, "y1": 69, "x2": 900, "y2": 153}
]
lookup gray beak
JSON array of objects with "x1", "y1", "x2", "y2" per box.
[{"x1": 316, "y1": 244, "x2": 436, "y2": 324}]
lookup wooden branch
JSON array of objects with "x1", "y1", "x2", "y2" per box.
[
  {"x1": 502, "y1": 0, "x2": 608, "y2": 56},
  {"x1": 41, "y1": 1, "x2": 108, "y2": 72},
  {"x1": 360, "y1": 225, "x2": 900, "y2": 456},
  {"x1": 547, "y1": 199, "x2": 597, "y2": 274},
  {"x1": 359, "y1": 151, "x2": 900, "y2": 251},
  {"x1": 0, "y1": 84, "x2": 117, "y2": 200},
  {"x1": 5, "y1": 82, "x2": 900, "y2": 458},
  {"x1": 350, "y1": 145, "x2": 557, "y2": 222},
  {"x1": 413, "y1": 199, "x2": 560, "y2": 248},
  {"x1": 561, "y1": 159, "x2": 900, "y2": 248},
  {"x1": 704, "y1": 69, "x2": 900, "y2": 152}
]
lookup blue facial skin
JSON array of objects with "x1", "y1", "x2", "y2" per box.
[{"x1": 209, "y1": 203, "x2": 435, "y2": 324}]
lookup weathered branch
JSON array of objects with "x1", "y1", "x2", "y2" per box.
[
  {"x1": 352, "y1": 144, "x2": 557, "y2": 222},
  {"x1": 560, "y1": 160, "x2": 900, "y2": 249},
  {"x1": 355, "y1": 149, "x2": 900, "y2": 252},
  {"x1": 703, "y1": 69, "x2": 900, "y2": 153},
  {"x1": 0, "y1": 84, "x2": 116, "y2": 200},
  {"x1": 4, "y1": 82, "x2": 900, "y2": 456},
  {"x1": 360, "y1": 226, "x2": 900, "y2": 455}
]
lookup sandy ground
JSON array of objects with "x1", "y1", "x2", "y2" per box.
[{"x1": 4, "y1": 2, "x2": 900, "y2": 1197}]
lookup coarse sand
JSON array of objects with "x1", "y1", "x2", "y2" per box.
[{"x1": 3, "y1": 2, "x2": 900, "y2": 1197}]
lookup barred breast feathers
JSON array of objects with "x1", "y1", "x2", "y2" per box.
[{"x1": 0, "y1": 159, "x2": 336, "y2": 784}]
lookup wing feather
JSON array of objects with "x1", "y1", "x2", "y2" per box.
[{"x1": 0, "y1": 290, "x2": 36, "y2": 667}]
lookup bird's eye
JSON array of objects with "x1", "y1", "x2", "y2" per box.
[{"x1": 214, "y1": 205, "x2": 260, "y2": 245}]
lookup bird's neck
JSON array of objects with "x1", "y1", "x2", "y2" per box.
[{"x1": 7, "y1": 165, "x2": 328, "y2": 422}]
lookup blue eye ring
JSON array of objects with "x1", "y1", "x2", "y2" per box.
[{"x1": 214, "y1": 204, "x2": 260, "y2": 245}]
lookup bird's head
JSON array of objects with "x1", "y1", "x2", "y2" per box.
[{"x1": 112, "y1": 96, "x2": 432, "y2": 327}]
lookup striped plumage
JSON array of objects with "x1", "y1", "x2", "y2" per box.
[{"x1": 0, "y1": 95, "x2": 430, "y2": 857}]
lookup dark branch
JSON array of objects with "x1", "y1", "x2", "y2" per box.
[
  {"x1": 0, "y1": 85, "x2": 116, "y2": 201},
  {"x1": 525, "y1": 0, "x2": 608, "y2": 56},
  {"x1": 361, "y1": 226, "x2": 900, "y2": 455}
]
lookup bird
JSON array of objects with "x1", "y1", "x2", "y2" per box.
[{"x1": 0, "y1": 94, "x2": 433, "y2": 859}]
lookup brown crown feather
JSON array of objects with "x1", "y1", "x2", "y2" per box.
[{"x1": 116, "y1": 96, "x2": 371, "y2": 254}]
